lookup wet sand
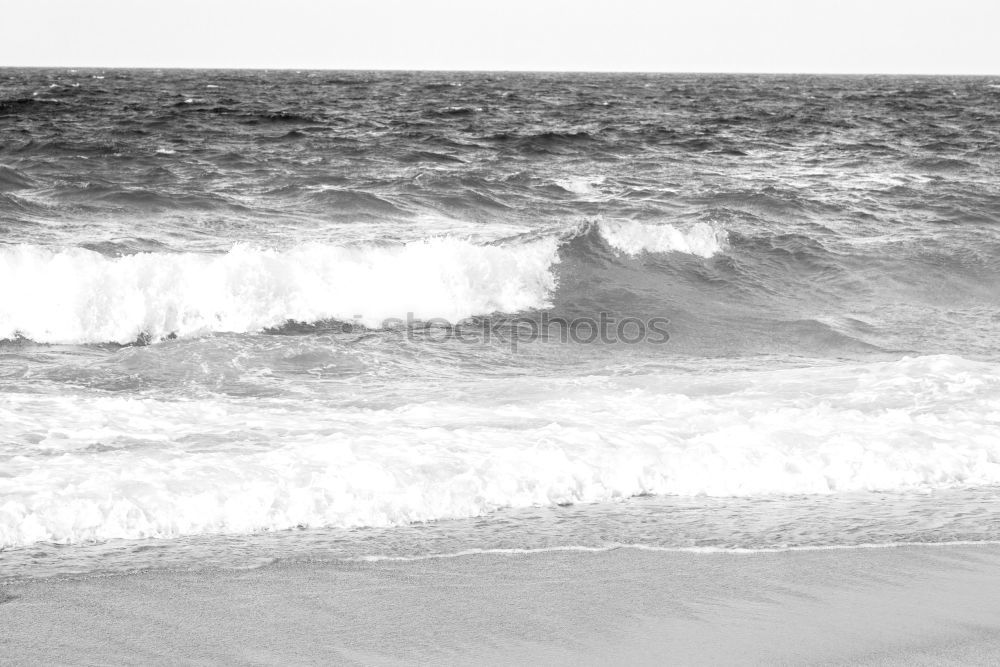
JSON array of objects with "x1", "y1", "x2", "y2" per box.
[{"x1": 3, "y1": 544, "x2": 1000, "y2": 665}]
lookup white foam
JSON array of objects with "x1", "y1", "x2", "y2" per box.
[
  {"x1": 0, "y1": 239, "x2": 560, "y2": 344},
  {"x1": 344, "y1": 540, "x2": 1000, "y2": 563},
  {"x1": 598, "y1": 220, "x2": 724, "y2": 258},
  {"x1": 1, "y1": 355, "x2": 999, "y2": 549}
]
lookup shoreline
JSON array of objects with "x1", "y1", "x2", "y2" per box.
[{"x1": 4, "y1": 544, "x2": 1000, "y2": 664}]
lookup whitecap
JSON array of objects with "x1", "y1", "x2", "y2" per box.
[{"x1": 598, "y1": 220, "x2": 725, "y2": 258}]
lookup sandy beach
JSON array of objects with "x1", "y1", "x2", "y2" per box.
[{"x1": 3, "y1": 543, "x2": 1000, "y2": 665}]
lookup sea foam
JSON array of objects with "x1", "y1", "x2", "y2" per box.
[{"x1": 1, "y1": 355, "x2": 998, "y2": 549}]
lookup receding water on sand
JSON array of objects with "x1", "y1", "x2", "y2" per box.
[{"x1": 5, "y1": 488, "x2": 1000, "y2": 582}]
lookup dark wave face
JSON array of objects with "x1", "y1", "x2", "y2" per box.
[{"x1": 3, "y1": 69, "x2": 1000, "y2": 570}]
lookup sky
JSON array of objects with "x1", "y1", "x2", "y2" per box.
[{"x1": 1, "y1": 0, "x2": 997, "y2": 74}]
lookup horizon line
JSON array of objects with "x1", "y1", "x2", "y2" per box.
[{"x1": 1, "y1": 65, "x2": 998, "y2": 77}]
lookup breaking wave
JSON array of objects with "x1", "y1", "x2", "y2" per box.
[
  {"x1": 0, "y1": 238, "x2": 559, "y2": 344},
  {"x1": 0, "y1": 221, "x2": 724, "y2": 345}
]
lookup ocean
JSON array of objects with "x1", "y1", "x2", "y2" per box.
[{"x1": 1, "y1": 69, "x2": 999, "y2": 580}]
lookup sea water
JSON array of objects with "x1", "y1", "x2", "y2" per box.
[{"x1": 1, "y1": 70, "x2": 999, "y2": 579}]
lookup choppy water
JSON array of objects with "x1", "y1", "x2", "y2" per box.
[{"x1": 2, "y1": 70, "x2": 1000, "y2": 579}]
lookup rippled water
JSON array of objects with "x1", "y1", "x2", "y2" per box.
[{"x1": 1, "y1": 70, "x2": 999, "y2": 579}]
